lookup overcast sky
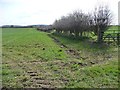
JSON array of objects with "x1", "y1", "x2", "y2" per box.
[{"x1": 0, "y1": 0, "x2": 119, "y2": 26}]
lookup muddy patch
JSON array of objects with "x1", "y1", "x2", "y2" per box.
[{"x1": 48, "y1": 34, "x2": 81, "y2": 59}]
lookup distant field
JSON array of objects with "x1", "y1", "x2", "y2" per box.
[
  {"x1": 2, "y1": 28, "x2": 119, "y2": 88},
  {"x1": 104, "y1": 26, "x2": 120, "y2": 35}
]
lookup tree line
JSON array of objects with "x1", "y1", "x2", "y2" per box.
[{"x1": 52, "y1": 5, "x2": 112, "y2": 42}]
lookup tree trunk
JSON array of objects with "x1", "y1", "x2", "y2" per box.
[
  {"x1": 97, "y1": 28, "x2": 104, "y2": 43},
  {"x1": 80, "y1": 32, "x2": 83, "y2": 37},
  {"x1": 75, "y1": 31, "x2": 79, "y2": 38}
]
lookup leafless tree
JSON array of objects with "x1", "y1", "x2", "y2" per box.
[
  {"x1": 53, "y1": 10, "x2": 91, "y2": 38},
  {"x1": 92, "y1": 5, "x2": 112, "y2": 42}
]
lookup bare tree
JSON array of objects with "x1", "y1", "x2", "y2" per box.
[
  {"x1": 53, "y1": 20, "x2": 62, "y2": 34},
  {"x1": 53, "y1": 10, "x2": 93, "y2": 38},
  {"x1": 92, "y1": 5, "x2": 112, "y2": 42}
]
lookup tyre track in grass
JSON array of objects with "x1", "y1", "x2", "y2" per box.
[
  {"x1": 2, "y1": 50, "x2": 57, "y2": 88},
  {"x1": 3, "y1": 40, "x2": 71, "y2": 88},
  {"x1": 48, "y1": 34, "x2": 117, "y2": 68},
  {"x1": 15, "y1": 56, "x2": 74, "y2": 88},
  {"x1": 48, "y1": 34, "x2": 81, "y2": 59},
  {"x1": 3, "y1": 57, "x2": 57, "y2": 88},
  {"x1": 3, "y1": 54, "x2": 117, "y2": 88},
  {"x1": 17, "y1": 60, "x2": 54, "y2": 88}
]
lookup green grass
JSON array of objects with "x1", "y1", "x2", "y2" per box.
[
  {"x1": 104, "y1": 26, "x2": 120, "y2": 37},
  {"x1": 51, "y1": 28, "x2": 119, "y2": 88},
  {"x1": 2, "y1": 28, "x2": 119, "y2": 88},
  {"x1": 65, "y1": 59, "x2": 119, "y2": 88},
  {"x1": 2, "y1": 28, "x2": 68, "y2": 88},
  {"x1": 2, "y1": 28, "x2": 67, "y2": 61}
]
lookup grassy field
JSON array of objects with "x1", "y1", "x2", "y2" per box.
[
  {"x1": 104, "y1": 26, "x2": 120, "y2": 37},
  {"x1": 2, "y1": 28, "x2": 119, "y2": 88}
]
